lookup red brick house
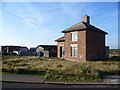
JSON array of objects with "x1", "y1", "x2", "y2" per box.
[{"x1": 55, "y1": 15, "x2": 108, "y2": 62}]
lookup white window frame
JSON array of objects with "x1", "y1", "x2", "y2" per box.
[
  {"x1": 71, "y1": 31, "x2": 78, "y2": 41},
  {"x1": 71, "y1": 44, "x2": 78, "y2": 57}
]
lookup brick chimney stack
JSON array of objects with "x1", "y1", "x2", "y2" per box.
[{"x1": 82, "y1": 15, "x2": 90, "y2": 24}]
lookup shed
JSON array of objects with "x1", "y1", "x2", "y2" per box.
[{"x1": 36, "y1": 45, "x2": 57, "y2": 57}]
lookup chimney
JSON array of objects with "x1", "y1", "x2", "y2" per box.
[{"x1": 82, "y1": 15, "x2": 90, "y2": 24}]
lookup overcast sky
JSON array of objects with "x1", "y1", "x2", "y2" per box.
[{"x1": 0, "y1": 2, "x2": 118, "y2": 49}]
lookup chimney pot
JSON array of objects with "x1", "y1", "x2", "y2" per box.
[{"x1": 82, "y1": 15, "x2": 90, "y2": 24}]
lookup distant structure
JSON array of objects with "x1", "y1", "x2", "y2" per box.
[
  {"x1": 17, "y1": 47, "x2": 29, "y2": 55},
  {"x1": 56, "y1": 15, "x2": 109, "y2": 62},
  {"x1": 36, "y1": 45, "x2": 57, "y2": 57},
  {"x1": 1, "y1": 45, "x2": 57, "y2": 57},
  {"x1": 1, "y1": 45, "x2": 28, "y2": 55},
  {"x1": 1, "y1": 46, "x2": 20, "y2": 53}
]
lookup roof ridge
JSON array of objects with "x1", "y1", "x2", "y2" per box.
[{"x1": 61, "y1": 21, "x2": 107, "y2": 34}]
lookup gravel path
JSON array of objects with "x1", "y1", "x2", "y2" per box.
[{"x1": 1, "y1": 74, "x2": 44, "y2": 83}]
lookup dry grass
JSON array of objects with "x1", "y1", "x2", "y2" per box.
[
  {"x1": 109, "y1": 49, "x2": 120, "y2": 57},
  {"x1": 1, "y1": 55, "x2": 120, "y2": 82}
]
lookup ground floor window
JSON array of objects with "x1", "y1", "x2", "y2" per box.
[{"x1": 71, "y1": 44, "x2": 77, "y2": 57}]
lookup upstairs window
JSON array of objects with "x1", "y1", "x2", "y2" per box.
[{"x1": 71, "y1": 31, "x2": 77, "y2": 41}]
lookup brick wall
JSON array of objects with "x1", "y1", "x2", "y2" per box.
[
  {"x1": 77, "y1": 30, "x2": 87, "y2": 62},
  {"x1": 64, "y1": 32, "x2": 72, "y2": 60},
  {"x1": 86, "y1": 30, "x2": 106, "y2": 61},
  {"x1": 64, "y1": 30, "x2": 87, "y2": 62}
]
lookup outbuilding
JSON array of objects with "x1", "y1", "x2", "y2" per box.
[{"x1": 36, "y1": 45, "x2": 57, "y2": 57}]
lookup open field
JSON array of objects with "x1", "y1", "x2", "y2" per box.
[
  {"x1": 1, "y1": 55, "x2": 120, "y2": 82},
  {"x1": 109, "y1": 49, "x2": 120, "y2": 57}
]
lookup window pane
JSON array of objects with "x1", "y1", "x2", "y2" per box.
[
  {"x1": 71, "y1": 46, "x2": 77, "y2": 57},
  {"x1": 72, "y1": 32, "x2": 77, "y2": 41}
]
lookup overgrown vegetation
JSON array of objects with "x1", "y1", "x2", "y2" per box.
[
  {"x1": 1, "y1": 55, "x2": 120, "y2": 82},
  {"x1": 109, "y1": 49, "x2": 120, "y2": 57}
]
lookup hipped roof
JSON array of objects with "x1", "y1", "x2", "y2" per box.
[
  {"x1": 62, "y1": 21, "x2": 108, "y2": 34},
  {"x1": 55, "y1": 36, "x2": 65, "y2": 42}
]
